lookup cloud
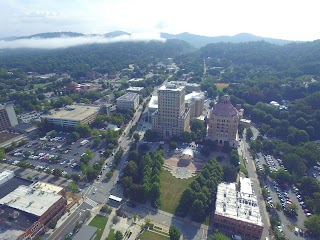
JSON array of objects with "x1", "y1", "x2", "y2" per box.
[{"x1": 0, "y1": 33, "x2": 166, "y2": 49}]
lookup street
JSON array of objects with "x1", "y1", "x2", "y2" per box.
[{"x1": 239, "y1": 127, "x2": 272, "y2": 239}]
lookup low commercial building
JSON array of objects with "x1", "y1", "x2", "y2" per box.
[
  {"x1": 73, "y1": 225, "x2": 97, "y2": 240},
  {"x1": 43, "y1": 104, "x2": 100, "y2": 127},
  {"x1": 0, "y1": 183, "x2": 66, "y2": 240},
  {"x1": 0, "y1": 103, "x2": 18, "y2": 131},
  {"x1": 116, "y1": 92, "x2": 139, "y2": 110},
  {"x1": 126, "y1": 87, "x2": 144, "y2": 94},
  {"x1": 213, "y1": 178, "x2": 264, "y2": 240}
]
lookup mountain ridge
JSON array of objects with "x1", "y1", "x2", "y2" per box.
[
  {"x1": 160, "y1": 32, "x2": 294, "y2": 47},
  {"x1": 0, "y1": 31, "x2": 298, "y2": 48}
]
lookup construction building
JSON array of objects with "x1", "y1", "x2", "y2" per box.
[
  {"x1": 152, "y1": 84, "x2": 190, "y2": 138},
  {"x1": 0, "y1": 171, "x2": 67, "y2": 240},
  {"x1": 169, "y1": 81, "x2": 201, "y2": 93},
  {"x1": 185, "y1": 92, "x2": 205, "y2": 119},
  {"x1": 0, "y1": 103, "x2": 18, "y2": 131},
  {"x1": 43, "y1": 104, "x2": 100, "y2": 127},
  {"x1": 207, "y1": 95, "x2": 241, "y2": 148},
  {"x1": 213, "y1": 178, "x2": 264, "y2": 240},
  {"x1": 116, "y1": 92, "x2": 139, "y2": 110}
]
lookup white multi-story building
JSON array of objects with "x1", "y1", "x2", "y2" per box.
[
  {"x1": 43, "y1": 105, "x2": 100, "y2": 127},
  {"x1": 0, "y1": 103, "x2": 18, "y2": 131},
  {"x1": 116, "y1": 92, "x2": 139, "y2": 110},
  {"x1": 152, "y1": 84, "x2": 190, "y2": 138}
]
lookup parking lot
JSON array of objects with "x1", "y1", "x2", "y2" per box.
[
  {"x1": 18, "y1": 111, "x2": 43, "y2": 123},
  {"x1": 3, "y1": 132, "x2": 104, "y2": 179},
  {"x1": 254, "y1": 153, "x2": 311, "y2": 239}
]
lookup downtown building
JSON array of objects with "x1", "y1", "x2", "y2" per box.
[
  {"x1": 0, "y1": 103, "x2": 18, "y2": 131},
  {"x1": 207, "y1": 95, "x2": 241, "y2": 148},
  {"x1": 152, "y1": 84, "x2": 190, "y2": 138},
  {"x1": 213, "y1": 178, "x2": 264, "y2": 240},
  {"x1": 0, "y1": 170, "x2": 67, "y2": 240}
]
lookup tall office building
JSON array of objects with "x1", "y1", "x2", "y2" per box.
[
  {"x1": 207, "y1": 95, "x2": 240, "y2": 148},
  {"x1": 0, "y1": 103, "x2": 18, "y2": 131},
  {"x1": 152, "y1": 84, "x2": 190, "y2": 138}
]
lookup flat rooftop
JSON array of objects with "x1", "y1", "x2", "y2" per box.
[
  {"x1": 0, "y1": 170, "x2": 14, "y2": 183},
  {"x1": 0, "y1": 205, "x2": 39, "y2": 231},
  {"x1": 158, "y1": 84, "x2": 185, "y2": 92},
  {"x1": 215, "y1": 180, "x2": 263, "y2": 226},
  {"x1": 148, "y1": 95, "x2": 158, "y2": 109},
  {"x1": 31, "y1": 182, "x2": 63, "y2": 194},
  {"x1": 185, "y1": 91, "x2": 205, "y2": 102},
  {"x1": 169, "y1": 81, "x2": 200, "y2": 87},
  {"x1": 45, "y1": 105, "x2": 100, "y2": 121},
  {"x1": 116, "y1": 92, "x2": 138, "y2": 101},
  {"x1": 0, "y1": 176, "x2": 33, "y2": 199},
  {"x1": 126, "y1": 87, "x2": 144, "y2": 92},
  {"x1": 0, "y1": 185, "x2": 62, "y2": 217}
]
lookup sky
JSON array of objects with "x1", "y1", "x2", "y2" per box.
[{"x1": 1, "y1": 0, "x2": 320, "y2": 41}]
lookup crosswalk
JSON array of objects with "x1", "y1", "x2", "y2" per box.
[{"x1": 84, "y1": 197, "x2": 98, "y2": 207}]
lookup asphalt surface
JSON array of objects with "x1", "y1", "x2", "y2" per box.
[{"x1": 47, "y1": 202, "x2": 92, "y2": 240}]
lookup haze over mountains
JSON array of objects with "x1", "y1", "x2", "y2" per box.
[{"x1": 0, "y1": 31, "x2": 297, "y2": 49}]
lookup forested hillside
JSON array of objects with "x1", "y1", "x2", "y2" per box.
[{"x1": 0, "y1": 39, "x2": 194, "y2": 77}]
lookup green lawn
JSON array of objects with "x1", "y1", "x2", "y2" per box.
[
  {"x1": 160, "y1": 170, "x2": 194, "y2": 214},
  {"x1": 216, "y1": 83, "x2": 230, "y2": 91},
  {"x1": 89, "y1": 215, "x2": 108, "y2": 240},
  {"x1": 140, "y1": 230, "x2": 169, "y2": 240},
  {"x1": 106, "y1": 229, "x2": 115, "y2": 240},
  {"x1": 33, "y1": 83, "x2": 48, "y2": 90}
]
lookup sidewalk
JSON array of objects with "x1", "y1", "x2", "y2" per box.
[
  {"x1": 46, "y1": 198, "x2": 84, "y2": 235},
  {"x1": 100, "y1": 209, "x2": 116, "y2": 240}
]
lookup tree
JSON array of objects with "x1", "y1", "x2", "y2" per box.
[
  {"x1": 208, "y1": 231, "x2": 230, "y2": 240},
  {"x1": 48, "y1": 219, "x2": 57, "y2": 229},
  {"x1": 246, "y1": 128, "x2": 253, "y2": 141},
  {"x1": 75, "y1": 123, "x2": 91, "y2": 137},
  {"x1": 133, "y1": 133, "x2": 140, "y2": 142},
  {"x1": 169, "y1": 141, "x2": 177, "y2": 150},
  {"x1": 0, "y1": 148, "x2": 5, "y2": 162},
  {"x1": 304, "y1": 214, "x2": 320, "y2": 235},
  {"x1": 169, "y1": 226, "x2": 181, "y2": 240},
  {"x1": 115, "y1": 231, "x2": 124, "y2": 240},
  {"x1": 53, "y1": 168, "x2": 62, "y2": 177},
  {"x1": 68, "y1": 182, "x2": 79, "y2": 193},
  {"x1": 222, "y1": 164, "x2": 237, "y2": 182}
]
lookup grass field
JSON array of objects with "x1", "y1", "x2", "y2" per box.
[
  {"x1": 33, "y1": 83, "x2": 48, "y2": 90},
  {"x1": 88, "y1": 215, "x2": 108, "y2": 240},
  {"x1": 216, "y1": 83, "x2": 230, "y2": 91},
  {"x1": 140, "y1": 230, "x2": 169, "y2": 240},
  {"x1": 106, "y1": 229, "x2": 115, "y2": 240},
  {"x1": 160, "y1": 170, "x2": 194, "y2": 214}
]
